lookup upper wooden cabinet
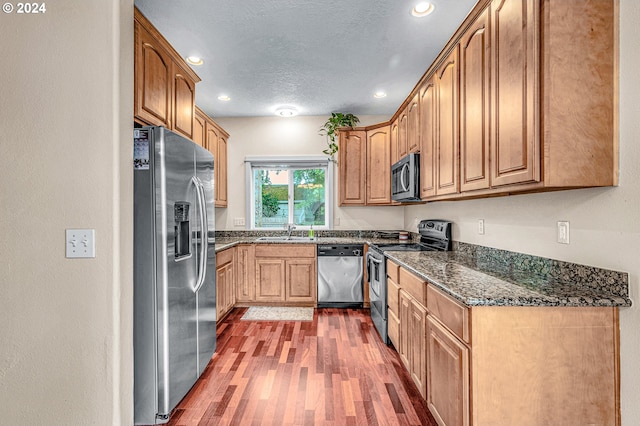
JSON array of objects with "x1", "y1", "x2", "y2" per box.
[
  {"x1": 366, "y1": 126, "x2": 391, "y2": 205},
  {"x1": 460, "y1": 8, "x2": 491, "y2": 192},
  {"x1": 381, "y1": 0, "x2": 616, "y2": 203},
  {"x1": 435, "y1": 47, "x2": 460, "y2": 196},
  {"x1": 339, "y1": 127, "x2": 396, "y2": 206},
  {"x1": 490, "y1": 0, "x2": 539, "y2": 187},
  {"x1": 134, "y1": 8, "x2": 200, "y2": 140},
  {"x1": 338, "y1": 130, "x2": 367, "y2": 205},
  {"x1": 197, "y1": 106, "x2": 229, "y2": 208},
  {"x1": 407, "y1": 94, "x2": 420, "y2": 154}
]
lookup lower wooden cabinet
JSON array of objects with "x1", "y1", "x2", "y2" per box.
[
  {"x1": 216, "y1": 247, "x2": 236, "y2": 322},
  {"x1": 426, "y1": 315, "x2": 470, "y2": 426},
  {"x1": 235, "y1": 244, "x2": 255, "y2": 302},
  {"x1": 399, "y1": 290, "x2": 427, "y2": 398},
  {"x1": 239, "y1": 244, "x2": 317, "y2": 306}
]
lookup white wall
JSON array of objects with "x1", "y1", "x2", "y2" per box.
[
  {"x1": 214, "y1": 115, "x2": 406, "y2": 231},
  {"x1": 0, "y1": 1, "x2": 134, "y2": 424},
  {"x1": 404, "y1": 1, "x2": 640, "y2": 423}
]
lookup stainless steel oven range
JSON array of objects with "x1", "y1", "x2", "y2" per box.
[{"x1": 366, "y1": 220, "x2": 452, "y2": 344}]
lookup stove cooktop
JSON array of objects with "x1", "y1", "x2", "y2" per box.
[{"x1": 373, "y1": 243, "x2": 434, "y2": 252}]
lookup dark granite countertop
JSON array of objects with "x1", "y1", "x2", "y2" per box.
[{"x1": 214, "y1": 234, "x2": 631, "y2": 308}]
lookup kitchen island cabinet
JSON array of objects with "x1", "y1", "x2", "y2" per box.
[
  {"x1": 387, "y1": 255, "x2": 621, "y2": 426},
  {"x1": 134, "y1": 7, "x2": 199, "y2": 140}
]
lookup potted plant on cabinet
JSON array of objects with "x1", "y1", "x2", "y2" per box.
[{"x1": 319, "y1": 112, "x2": 360, "y2": 161}]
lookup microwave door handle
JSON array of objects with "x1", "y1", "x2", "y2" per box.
[{"x1": 400, "y1": 162, "x2": 410, "y2": 192}]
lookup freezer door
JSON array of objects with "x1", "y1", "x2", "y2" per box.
[
  {"x1": 194, "y1": 144, "x2": 216, "y2": 375},
  {"x1": 155, "y1": 128, "x2": 199, "y2": 419}
]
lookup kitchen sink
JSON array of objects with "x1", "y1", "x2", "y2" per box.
[{"x1": 256, "y1": 236, "x2": 317, "y2": 242}]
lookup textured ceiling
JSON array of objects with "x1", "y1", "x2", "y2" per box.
[{"x1": 134, "y1": 0, "x2": 478, "y2": 118}]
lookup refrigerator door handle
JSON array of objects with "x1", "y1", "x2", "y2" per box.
[{"x1": 192, "y1": 177, "x2": 208, "y2": 293}]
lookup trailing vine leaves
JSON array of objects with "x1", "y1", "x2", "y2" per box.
[{"x1": 319, "y1": 112, "x2": 360, "y2": 161}]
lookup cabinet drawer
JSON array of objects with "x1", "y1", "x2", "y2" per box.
[
  {"x1": 387, "y1": 259, "x2": 400, "y2": 282},
  {"x1": 255, "y1": 244, "x2": 316, "y2": 258},
  {"x1": 427, "y1": 284, "x2": 470, "y2": 344},
  {"x1": 217, "y1": 247, "x2": 234, "y2": 266},
  {"x1": 399, "y1": 267, "x2": 425, "y2": 304},
  {"x1": 388, "y1": 308, "x2": 400, "y2": 348},
  {"x1": 388, "y1": 277, "x2": 400, "y2": 315}
]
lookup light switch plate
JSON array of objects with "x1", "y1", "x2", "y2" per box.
[
  {"x1": 478, "y1": 219, "x2": 485, "y2": 235},
  {"x1": 233, "y1": 217, "x2": 245, "y2": 226},
  {"x1": 66, "y1": 229, "x2": 95, "y2": 258}
]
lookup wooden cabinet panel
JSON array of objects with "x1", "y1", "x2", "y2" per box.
[
  {"x1": 338, "y1": 130, "x2": 367, "y2": 205},
  {"x1": 390, "y1": 119, "x2": 399, "y2": 166},
  {"x1": 216, "y1": 132, "x2": 228, "y2": 207},
  {"x1": 399, "y1": 266, "x2": 425, "y2": 304},
  {"x1": 407, "y1": 94, "x2": 420, "y2": 153},
  {"x1": 286, "y1": 259, "x2": 316, "y2": 302},
  {"x1": 173, "y1": 72, "x2": 195, "y2": 140},
  {"x1": 255, "y1": 259, "x2": 285, "y2": 302},
  {"x1": 236, "y1": 244, "x2": 255, "y2": 302},
  {"x1": 388, "y1": 309, "x2": 400, "y2": 349},
  {"x1": 366, "y1": 126, "x2": 391, "y2": 205},
  {"x1": 436, "y1": 46, "x2": 460, "y2": 196},
  {"x1": 427, "y1": 315, "x2": 470, "y2": 426},
  {"x1": 420, "y1": 77, "x2": 436, "y2": 199},
  {"x1": 427, "y1": 284, "x2": 470, "y2": 344},
  {"x1": 490, "y1": 0, "x2": 540, "y2": 187},
  {"x1": 193, "y1": 107, "x2": 206, "y2": 149},
  {"x1": 409, "y1": 298, "x2": 427, "y2": 398},
  {"x1": 460, "y1": 8, "x2": 490, "y2": 192},
  {"x1": 399, "y1": 290, "x2": 412, "y2": 371},
  {"x1": 387, "y1": 277, "x2": 400, "y2": 316},
  {"x1": 135, "y1": 23, "x2": 172, "y2": 128},
  {"x1": 398, "y1": 109, "x2": 408, "y2": 159},
  {"x1": 255, "y1": 244, "x2": 315, "y2": 258}
]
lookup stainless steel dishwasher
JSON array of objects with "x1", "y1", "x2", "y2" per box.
[{"x1": 317, "y1": 244, "x2": 364, "y2": 308}]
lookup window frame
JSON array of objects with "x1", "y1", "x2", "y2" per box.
[{"x1": 245, "y1": 155, "x2": 334, "y2": 230}]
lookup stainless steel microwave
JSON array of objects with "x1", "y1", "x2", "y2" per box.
[{"x1": 391, "y1": 153, "x2": 421, "y2": 202}]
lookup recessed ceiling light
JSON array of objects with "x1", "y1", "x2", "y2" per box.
[
  {"x1": 186, "y1": 56, "x2": 204, "y2": 66},
  {"x1": 374, "y1": 91, "x2": 387, "y2": 99},
  {"x1": 275, "y1": 107, "x2": 298, "y2": 117},
  {"x1": 217, "y1": 95, "x2": 231, "y2": 101},
  {"x1": 411, "y1": 2, "x2": 435, "y2": 17}
]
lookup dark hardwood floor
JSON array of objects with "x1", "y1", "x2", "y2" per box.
[{"x1": 167, "y1": 308, "x2": 437, "y2": 426}]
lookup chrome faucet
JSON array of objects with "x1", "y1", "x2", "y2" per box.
[{"x1": 285, "y1": 223, "x2": 296, "y2": 238}]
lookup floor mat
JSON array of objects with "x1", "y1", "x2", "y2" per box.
[{"x1": 240, "y1": 306, "x2": 314, "y2": 321}]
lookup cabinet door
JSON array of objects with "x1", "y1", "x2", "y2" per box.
[
  {"x1": 436, "y1": 46, "x2": 460, "y2": 196},
  {"x1": 460, "y1": 8, "x2": 490, "y2": 192},
  {"x1": 255, "y1": 259, "x2": 285, "y2": 302},
  {"x1": 490, "y1": 0, "x2": 540, "y2": 187},
  {"x1": 366, "y1": 126, "x2": 391, "y2": 205},
  {"x1": 409, "y1": 299, "x2": 427, "y2": 399},
  {"x1": 399, "y1": 290, "x2": 412, "y2": 370},
  {"x1": 407, "y1": 94, "x2": 420, "y2": 153},
  {"x1": 420, "y1": 77, "x2": 436, "y2": 199},
  {"x1": 215, "y1": 132, "x2": 228, "y2": 207},
  {"x1": 205, "y1": 122, "x2": 219, "y2": 161},
  {"x1": 398, "y1": 109, "x2": 408, "y2": 159},
  {"x1": 172, "y1": 70, "x2": 196, "y2": 140},
  {"x1": 236, "y1": 245, "x2": 255, "y2": 302},
  {"x1": 224, "y1": 263, "x2": 235, "y2": 312},
  {"x1": 216, "y1": 265, "x2": 227, "y2": 320},
  {"x1": 390, "y1": 119, "x2": 399, "y2": 166},
  {"x1": 338, "y1": 130, "x2": 367, "y2": 205},
  {"x1": 135, "y1": 23, "x2": 172, "y2": 128},
  {"x1": 285, "y1": 259, "x2": 316, "y2": 302},
  {"x1": 193, "y1": 108, "x2": 206, "y2": 149},
  {"x1": 427, "y1": 315, "x2": 470, "y2": 426}
]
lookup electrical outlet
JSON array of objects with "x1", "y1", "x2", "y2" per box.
[
  {"x1": 478, "y1": 219, "x2": 485, "y2": 235},
  {"x1": 66, "y1": 229, "x2": 95, "y2": 258},
  {"x1": 557, "y1": 221, "x2": 570, "y2": 244},
  {"x1": 233, "y1": 217, "x2": 245, "y2": 227}
]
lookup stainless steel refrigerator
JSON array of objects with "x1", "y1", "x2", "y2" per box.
[{"x1": 133, "y1": 126, "x2": 216, "y2": 425}]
